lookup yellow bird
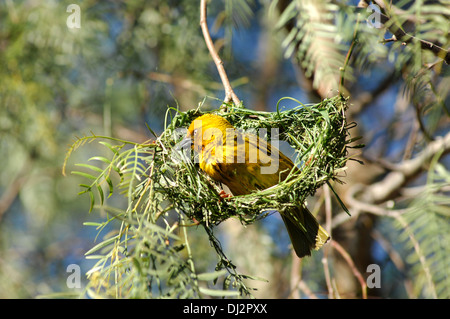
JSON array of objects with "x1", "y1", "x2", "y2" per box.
[{"x1": 181, "y1": 113, "x2": 329, "y2": 258}]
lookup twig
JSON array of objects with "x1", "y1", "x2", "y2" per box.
[
  {"x1": 322, "y1": 184, "x2": 334, "y2": 298},
  {"x1": 298, "y1": 280, "x2": 319, "y2": 299},
  {"x1": 331, "y1": 240, "x2": 368, "y2": 299},
  {"x1": 371, "y1": 229, "x2": 415, "y2": 298},
  {"x1": 289, "y1": 251, "x2": 301, "y2": 299},
  {"x1": 356, "y1": 2, "x2": 450, "y2": 64},
  {"x1": 334, "y1": 132, "x2": 449, "y2": 222},
  {"x1": 200, "y1": 0, "x2": 241, "y2": 106},
  {"x1": 180, "y1": 216, "x2": 198, "y2": 290},
  {"x1": 339, "y1": 15, "x2": 360, "y2": 95},
  {"x1": 288, "y1": 253, "x2": 319, "y2": 299},
  {"x1": 321, "y1": 249, "x2": 334, "y2": 299},
  {"x1": 380, "y1": 35, "x2": 397, "y2": 44},
  {"x1": 402, "y1": 119, "x2": 419, "y2": 161},
  {"x1": 371, "y1": 229, "x2": 405, "y2": 272},
  {"x1": 344, "y1": 184, "x2": 406, "y2": 218},
  {"x1": 324, "y1": 184, "x2": 333, "y2": 236},
  {"x1": 413, "y1": 101, "x2": 434, "y2": 142},
  {"x1": 366, "y1": 131, "x2": 450, "y2": 203}
]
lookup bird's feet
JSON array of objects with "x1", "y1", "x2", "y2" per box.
[{"x1": 218, "y1": 190, "x2": 232, "y2": 200}]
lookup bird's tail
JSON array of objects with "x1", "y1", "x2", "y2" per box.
[{"x1": 281, "y1": 205, "x2": 330, "y2": 258}]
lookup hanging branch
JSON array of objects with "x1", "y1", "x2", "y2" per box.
[
  {"x1": 357, "y1": 1, "x2": 450, "y2": 64},
  {"x1": 200, "y1": 0, "x2": 241, "y2": 106}
]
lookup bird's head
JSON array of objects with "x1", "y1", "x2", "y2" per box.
[{"x1": 180, "y1": 113, "x2": 234, "y2": 153}]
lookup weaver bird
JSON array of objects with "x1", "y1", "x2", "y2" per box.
[{"x1": 180, "y1": 113, "x2": 329, "y2": 258}]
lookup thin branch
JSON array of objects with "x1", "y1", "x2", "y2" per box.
[
  {"x1": 402, "y1": 119, "x2": 420, "y2": 161},
  {"x1": 413, "y1": 101, "x2": 435, "y2": 142},
  {"x1": 321, "y1": 249, "x2": 334, "y2": 299},
  {"x1": 287, "y1": 254, "x2": 319, "y2": 299},
  {"x1": 333, "y1": 131, "x2": 450, "y2": 227},
  {"x1": 331, "y1": 240, "x2": 368, "y2": 299},
  {"x1": 356, "y1": 2, "x2": 450, "y2": 64},
  {"x1": 324, "y1": 184, "x2": 333, "y2": 235},
  {"x1": 345, "y1": 184, "x2": 407, "y2": 218},
  {"x1": 298, "y1": 280, "x2": 319, "y2": 299},
  {"x1": 367, "y1": 131, "x2": 450, "y2": 203},
  {"x1": 289, "y1": 251, "x2": 301, "y2": 299},
  {"x1": 200, "y1": 0, "x2": 241, "y2": 106},
  {"x1": 339, "y1": 16, "x2": 360, "y2": 95},
  {"x1": 388, "y1": 26, "x2": 449, "y2": 64},
  {"x1": 321, "y1": 184, "x2": 335, "y2": 299},
  {"x1": 371, "y1": 229, "x2": 416, "y2": 298},
  {"x1": 380, "y1": 35, "x2": 397, "y2": 44}
]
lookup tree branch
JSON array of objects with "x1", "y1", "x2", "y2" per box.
[
  {"x1": 357, "y1": 1, "x2": 450, "y2": 64},
  {"x1": 380, "y1": 15, "x2": 449, "y2": 64},
  {"x1": 333, "y1": 130, "x2": 450, "y2": 227},
  {"x1": 371, "y1": 229, "x2": 415, "y2": 298},
  {"x1": 359, "y1": 131, "x2": 450, "y2": 204},
  {"x1": 200, "y1": 0, "x2": 241, "y2": 106},
  {"x1": 331, "y1": 240, "x2": 367, "y2": 299}
]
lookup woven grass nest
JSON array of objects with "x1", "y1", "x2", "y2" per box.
[{"x1": 155, "y1": 95, "x2": 356, "y2": 226}]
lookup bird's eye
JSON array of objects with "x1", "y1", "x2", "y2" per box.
[{"x1": 193, "y1": 129, "x2": 198, "y2": 136}]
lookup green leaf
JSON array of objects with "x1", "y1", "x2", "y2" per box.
[
  {"x1": 316, "y1": 108, "x2": 331, "y2": 125},
  {"x1": 89, "y1": 156, "x2": 112, "y2": 164},
  {"x1": 199, "y1": 287, "x2": 240, "y2": 297},
  {"x1": 275, "y1": 0, "x2": 297, "y2": 29},
  {"x1": 99, "y1": 141, "x2": 120, "y2": 156},
  {"x1": 196, "y1": 269, "x2": 228, "y2": 281},
  {"x1": 327, "y1": 181, "x2": 350, "y2": 215},
  {"x1": 105, "y1": 177, "x2": 114, "y2": 197},
  {"x1": 85, "y1": 236, "x2": 118, "y2": 256},
  {"x1": 83, "y1": 222, "x2": 103, "y2": 227},
  {"x1": 88, "y1": 191, "x2": 95, "y2": 213},
  {"x1": 85, "y1": 255, "x2": 105, "y2": 260},
  {"x1": 71, "y1": 171, "x2": 98, "y2": 180},
  {"x1": 75, "y1": 163, "x2": 104, "y2": 173},
  {"x1": 145, "y1": 123, "x2": 158, "y2": 138},
  {"x1": 77, "y1": 184, "x2": 91, "y2": 194},
  {"x1": 97, "y1": 185, "x2": 104, "y2": 205}
]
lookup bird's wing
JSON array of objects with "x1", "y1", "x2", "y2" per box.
[{"x1": 200, "y1": 130, "x2": 294, "y2": 195}]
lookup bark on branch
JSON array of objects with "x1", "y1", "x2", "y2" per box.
[
  {"x1": 200, "y1": 0, "x2": 241, "y2": 106},
  {"x1": 332, "y1": 131, "x2": 450, "y2": 227}
]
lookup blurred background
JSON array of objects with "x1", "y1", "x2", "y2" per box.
[{"x1": 0, "y1": 0, "x2": 449, "y2": 298}]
